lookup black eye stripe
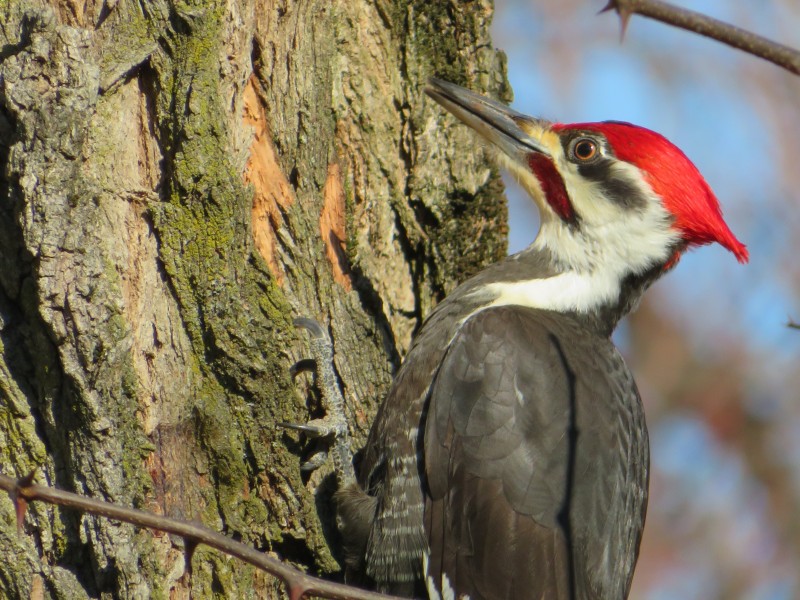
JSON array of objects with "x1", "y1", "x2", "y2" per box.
[
  {"x1": 559, "y1": 132, "x2": 645, "y2": 210},
  {"x1": 577, "y1": 159, "x2": 647, "y2": 210}
]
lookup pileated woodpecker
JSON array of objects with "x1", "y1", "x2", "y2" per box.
[{"x1": 292, "y1": 79, "x2": 747, "y2": 600}]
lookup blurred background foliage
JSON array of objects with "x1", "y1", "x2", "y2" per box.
[{"x1": 491, "y1": 1, "x2": 800, "y2": 598}]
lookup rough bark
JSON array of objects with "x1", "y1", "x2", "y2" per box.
[{"x1": 0, "y1": 0, "x2": 509, "y2": 597}]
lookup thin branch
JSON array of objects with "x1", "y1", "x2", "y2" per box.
[
  {"x1": 788, "y1": 319, "x2": 800, "y2": 330},
  {"x1": 0, "y1": 472, "x2": 399, "y2": 600},
  {"x1": 601, "y1": 0, "x2": 800, "y2": 76}
]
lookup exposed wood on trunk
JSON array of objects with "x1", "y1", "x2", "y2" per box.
[
  {"x1": 244, "y1": 75, "x2": 294, "y2": 286},
  {"x1": 321, "y1": 163, "x2": 353, "y2": 291}
]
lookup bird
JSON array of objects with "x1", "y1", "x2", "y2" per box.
[{"x1": 292, "y1": 78, "x2": 747, "y2": 600}]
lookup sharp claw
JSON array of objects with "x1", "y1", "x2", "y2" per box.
[
  {"x1": 278, "y1": 421, "x2": 329, "y2": 436},
  {"x1": 294, "y1": 317, "x2": 325, "y2": 339},
  {"x1": 301, "y1": 451, "x2": 329, "y2": 472},
  {"x1": 279, "y1": 417, "x2": 347, "y2": 439},
  {"x1": 290, "y1": 358, "x2": 317, "y2": 378}
]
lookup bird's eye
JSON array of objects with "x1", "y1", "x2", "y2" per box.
[{"x1": 572, "y1": 138, "x2": 598, "y2": 162}]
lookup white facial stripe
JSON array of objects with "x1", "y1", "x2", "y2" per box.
[
  {"x1": 487, "y1": 127, "x2": 682, "y2": 314},
  {"x1": 482, "y1": 269, "x2": 618, "y2": 313},
  {"x1": 472, "y1": 162, "x2": 680, "y2": 314},
  {"x1": 539, "y1": 155, "x2": 680, "y2": 275}
]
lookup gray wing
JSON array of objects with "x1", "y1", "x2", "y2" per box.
[{"x1": 423, "y1": 306, "x2": 648, "y2": 600}]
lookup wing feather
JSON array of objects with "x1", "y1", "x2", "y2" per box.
[{"x1": 423, "y1": 306, "x2": 648, "y2": 600}]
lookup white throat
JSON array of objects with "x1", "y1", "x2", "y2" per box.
[{"x1": 479, "y1": 202, "x2": 679, "y2": 314}]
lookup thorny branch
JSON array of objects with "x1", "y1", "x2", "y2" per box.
[
  {"x1": 0, "y1": 472, "x2": 400, "y2": 600},
  {"x1": 601, "y1": 0, "x2": 800, "y2": 76}
]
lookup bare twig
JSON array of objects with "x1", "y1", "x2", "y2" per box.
[
  {"x1": 788, "y1": 319, "x2": 800, "y2": 330},
  {"x1": 601, "y1": 0, "x2": 800, "y2": 76},
  {"x1": 0, "y1": 472, "x2": 399, "y2": 600}
]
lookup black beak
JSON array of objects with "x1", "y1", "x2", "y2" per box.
[{"x1": 425, "y1": 78, "x2": 552, "y2": 162}]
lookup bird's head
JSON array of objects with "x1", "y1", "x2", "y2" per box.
[{"x1": 425, "y1": 79, "x2": 747, "y2": 287}]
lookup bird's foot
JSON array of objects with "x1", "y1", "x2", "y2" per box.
[{"x1": 285, "y1": 317, "x2": 355, "y2": 487}]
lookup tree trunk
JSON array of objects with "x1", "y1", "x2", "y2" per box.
[{"x1": 0, "y1": 0, "x2": 508, "y2": 597}]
